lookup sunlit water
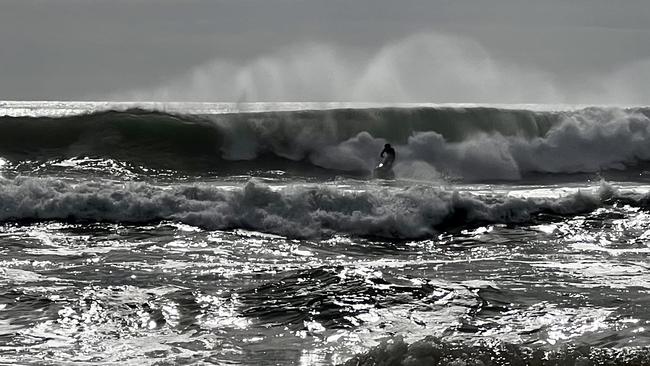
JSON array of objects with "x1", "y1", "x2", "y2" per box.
[
  {"x1": 1, "y1": 176, "x2": 649, "y2": 365},
  {"x1": 2, "y1": 102, "x2": 650, "y2": 365}
]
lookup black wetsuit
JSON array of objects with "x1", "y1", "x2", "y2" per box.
[{"x1": 380, "y1": 146, "x2": 396, "y2": 166}]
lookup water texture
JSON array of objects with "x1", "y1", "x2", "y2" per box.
[{"x1": 0, "y1": 102, "x2": 649, "y2": 365}]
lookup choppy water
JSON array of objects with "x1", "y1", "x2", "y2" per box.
[{"x1": 1, "y1": 102, "x2": 650, "y2": 365}]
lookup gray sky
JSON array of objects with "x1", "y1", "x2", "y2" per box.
[{"x1": 1, "y1": 0, "x2": 650, "y2": 103}]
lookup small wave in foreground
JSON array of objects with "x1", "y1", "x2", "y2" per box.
[{"x1": 0, "y1": 177, "x2": 636, "y2": 238}]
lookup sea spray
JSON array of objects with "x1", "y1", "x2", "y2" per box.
[
  {"x1": 0, "y1": 177, "x2": 624, "y2": 239},
  {"x1": 1, "y1": 106, "x2": 650, "y2": 182}
]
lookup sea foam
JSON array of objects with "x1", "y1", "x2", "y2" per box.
[
  {"x1": 0, "y1": 177, "x2": 622, "y2": 239},
  {"x1": 1, "y1": 105, "x2": 649, "y2": 182}
]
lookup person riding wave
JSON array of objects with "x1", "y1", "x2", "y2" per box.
[
  {"x1": 374, "y1": 143, "x2": 396, "y2": 179},
  {"x1": 380, "y1": 143, "x2": 396, "y2": 167}
]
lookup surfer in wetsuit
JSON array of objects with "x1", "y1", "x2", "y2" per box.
[
  {"x1": 374, "y1": 143, "x2": 396, "y2": 179},
  {"x1": 380, "y1": 143, "x2": 396, "y2": 167}
]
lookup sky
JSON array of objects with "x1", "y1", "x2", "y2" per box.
[{"x1": 1, "y1": 0, "x2": 650, "y2": 103}]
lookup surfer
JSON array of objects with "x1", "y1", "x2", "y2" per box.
[
  {"x1": 380, "y1": 143, "x2": 396, "y2": 167},
  {"x1": 374, "y1": 143, "x2": 396, "y2": 179}
]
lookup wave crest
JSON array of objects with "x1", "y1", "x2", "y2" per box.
[
  {"x1": 1, "y1": 106, "x2": 650, "y2": 181},
  {"x1": 0, "y1": 177, "x2": 620, "y2": 239}
]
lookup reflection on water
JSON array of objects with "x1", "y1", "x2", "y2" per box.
[{"x1": 1, "y1": 202, "x2": 650, "y2": 364}]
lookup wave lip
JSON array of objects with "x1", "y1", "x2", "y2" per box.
[
  {"x1": 2, "y1": 105, "x2": 650, "y2": 181},
  {"x1": 0, "y1": 177, "x2": 622, "y2": 239}
]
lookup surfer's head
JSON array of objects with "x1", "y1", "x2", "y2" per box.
[{"x1": 384, "y1": 143, "x2": 391, "y2": 148}]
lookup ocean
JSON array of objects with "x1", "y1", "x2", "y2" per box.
[{"x1": 0, "y1": 101, "x2": 649, "y2": 365}]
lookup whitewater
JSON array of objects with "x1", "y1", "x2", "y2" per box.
[{"x1": 1, "y1": 101, "x2": 650, "y2": 365}]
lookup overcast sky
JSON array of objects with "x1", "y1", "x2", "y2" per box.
[{"x1": 1, "y1": 0, "x2": 650, "y2": 103}]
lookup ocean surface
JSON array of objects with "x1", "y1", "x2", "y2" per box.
[{"x1": 1, "y1": 101, "x2": 650, "y2": 365}]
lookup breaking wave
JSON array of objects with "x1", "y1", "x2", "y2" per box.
[
  {"x1": 1, "y1": 105, "x2": 650, "y2": 181},
  {"x1": 0, "y1": 177, "x2": 637, "y2": 239}
]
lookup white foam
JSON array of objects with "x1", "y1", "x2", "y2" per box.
[
  {"x1": 306, "y1": 108, "x2": 650, "y2": 181},
  {"x1": 0, "y1": 177, "x2": 618, "y2": 239}
]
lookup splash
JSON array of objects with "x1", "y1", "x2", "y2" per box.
[
  {"x1": 118, "y1": 33, "x2": 561, "y2": 103},
  {"x1": 0, "y1": 177, "x2": 623, "y2": 239},
  {"x1": 2, "y1": 105, "x2": 650, "y2": 181}
]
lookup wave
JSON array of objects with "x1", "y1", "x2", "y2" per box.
[
  {"x1": 0, "y1": 177, "x2": 634, "y2": 239},
  {"x1": 1, "y1": 106, "x2": 650, "y2": 181},
  {"x1": 343, "y1": 336, "x2": 650, "y2": 366}
]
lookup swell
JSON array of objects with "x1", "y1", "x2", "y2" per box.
[
  {"x1": 0, "y1": 106, "x2": 556, "y2": 168},
  {"x1": 0, "y1": 177, "x2": 636, "y2": 239},
  {"x1": 1, "y1": 106, "x2": 650, "y2": 181},
  {"x1": 0, "y1": 109, "x2": 222, "y2": 168}
]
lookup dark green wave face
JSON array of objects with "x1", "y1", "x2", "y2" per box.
[
  {"x1": 1, "y1": 105, "x2": 650, "y2": 182},
  {"x1": 0, "y1": 106, "x2": 561, "y2": 152}
]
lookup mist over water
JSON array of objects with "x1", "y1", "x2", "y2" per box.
[
  {"x1": 116, "y1": 32, "x2": 650, "y2": 105},
  {"x1": 118, "y1": 33, "x2": 561, "y2": 103}
]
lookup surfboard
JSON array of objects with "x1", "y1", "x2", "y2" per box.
[{"x1": 373, "y1": 161, "x2": 395, "y2": 180}]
